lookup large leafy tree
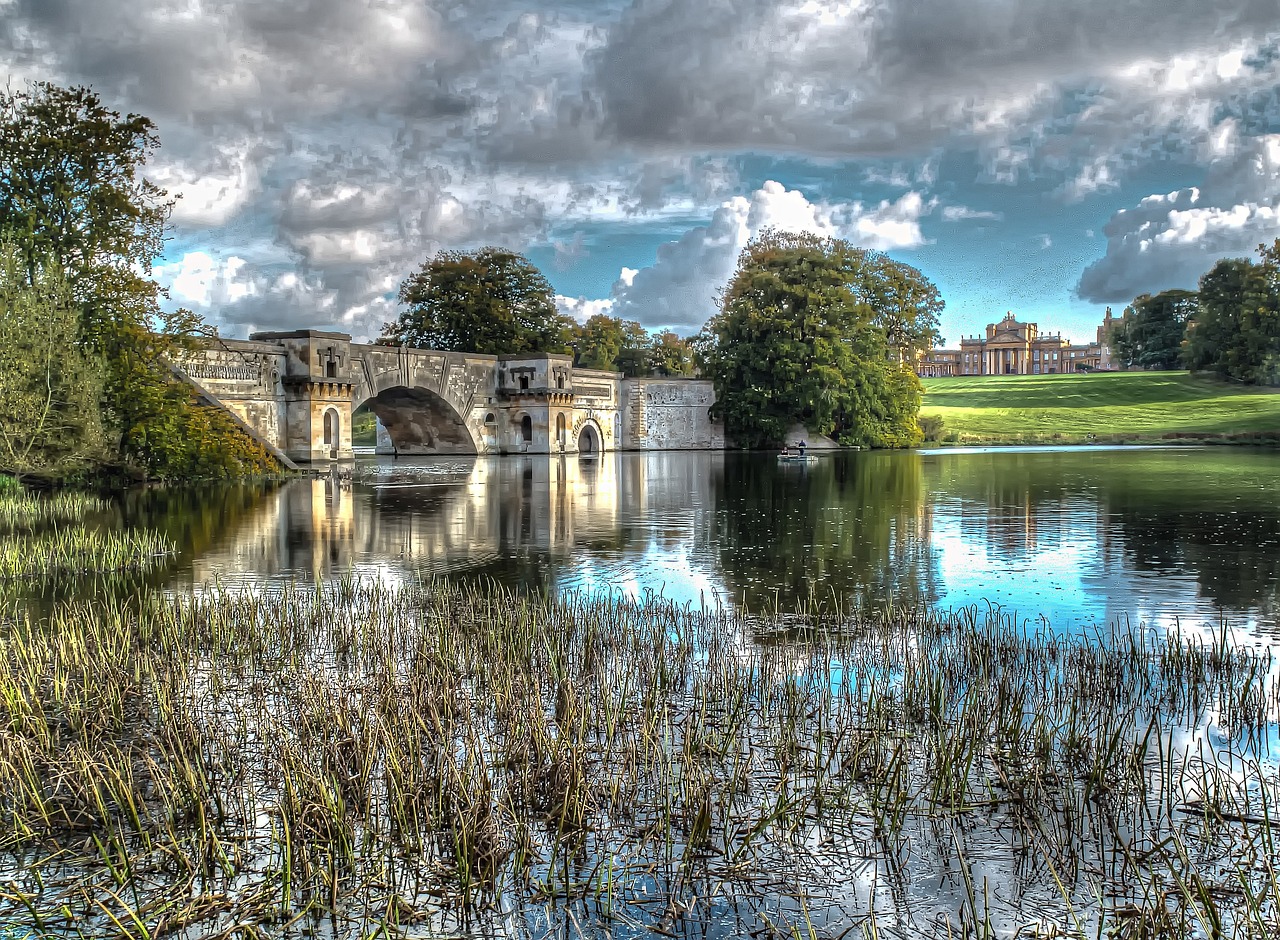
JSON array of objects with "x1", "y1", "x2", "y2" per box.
[
  {"x1": 385, "y1": 248, "x2": 575, "y2": 355},
  {"x1": 615, "y1": 320, "x2": 652, "y2": 376},
  {"x1": 0, "y1": 242, "x2": 104, "y2": 479},
  {"x1": 695, "y1": 229, "x2": 929, "y2": 449},
  {"x1": 1108, "y1": 290, "x2": 1197, "y2": 370},
  {"x1": 854, "y1": 251, "x2": 945, "y2": 361},
  {"x1": 1184, "y1": 241, "x2": 1280, "y2": 385},
  {"x1": 0, "y1": 83, "x2": 169, "y2": 350}
]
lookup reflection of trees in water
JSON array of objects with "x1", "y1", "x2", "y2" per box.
[
  {"x1": 121, "y1": 481, "x2": 282, "y2": 562},
  {"x1": 924, "y1": 450, "x2": 1280, "y2": 623},
  {"x1": 712, "y1": 453, "x2": 940, "y2": 610},
  {"x1": 1095, "y1": 458, "x2": 1280, "y2": 621}
]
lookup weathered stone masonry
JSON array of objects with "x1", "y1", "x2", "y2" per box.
[{"x1": 177, "y1": 330, "x2": 724, "y2": 463}]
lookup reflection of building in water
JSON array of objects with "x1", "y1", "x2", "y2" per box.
[
  {"x1": 482, "y1": 455, "x2": 622, "y2": 552},
  {"x1": 188, "y1": 477, "x2": 357, "y2": 582},
  {"x1": 188, "y1": 456, "x2": 640, "y2": 584}
]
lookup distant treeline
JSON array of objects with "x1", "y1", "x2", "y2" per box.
[{"x1": 1107, "y1": 239, "x2": 1280, "y2": 385}]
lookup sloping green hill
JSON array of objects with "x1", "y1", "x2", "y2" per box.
[{"x1": 919, "y1": 371, "x2": 1280, "y2": 443}]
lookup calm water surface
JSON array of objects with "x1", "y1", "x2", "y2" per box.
[{"x1": 127, "y1": 446, "x2": 1280, "y2": 636}]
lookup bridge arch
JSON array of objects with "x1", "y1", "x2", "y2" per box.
[{"x1": 354, "y1": 380, "x2": 479, "y2": 455}]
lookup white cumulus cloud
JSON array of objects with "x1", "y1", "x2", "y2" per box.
[{"x1": 1077, "y1": 134, "x2": 1280, "y2": 302}]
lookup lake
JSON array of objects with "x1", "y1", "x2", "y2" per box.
[
  {"x1": 130, "y1": 446, "x2": 1280, "y2": 637},
  {"x1": 9, "y1": 444, "x2": 1280, "y2": 939}
]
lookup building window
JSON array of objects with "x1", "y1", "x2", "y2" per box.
[
  {"x1": 520, "y1": 415, "x2": 532, "y2": 443},
  {"x1": 519, "y1": 375, "x2": 530, "y2": 390}
]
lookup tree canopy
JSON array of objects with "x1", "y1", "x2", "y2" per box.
[
  {"x1": 649, "y1": 331, "x2": 695, "y2": 376},
  {"x1": 695, "y1": 230, "x2": 931, "y2": 449},
  {"x1": 1183, "y1": 240, "x2": 1280, "y2": 386},
  {"x1": 384, "y1": 248, "x2": 576, "y2": 355},
  {"x1": 1107, "y1": 290, "x2": 1198, "y2": 371}
]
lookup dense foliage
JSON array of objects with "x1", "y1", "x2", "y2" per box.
[
  {"x1": 570, "y1": 313, "x2": 655, "y2": 375},
  {"x1": 573, "y1": 318, "x2": 695, "y2": 376},
  {"x1": 696, "y1": 230, "x2": 934, "y2": 449},
  {"x1": 649, "y1": 330, "x2": 696, "y2": 376},
  {"x1": 0, "y1": 243, "x2": 105, "y2": 479},
  {"x1": 0, "y1": 82, "x2": 279, "y2": 481},
  {"x1": 1184, "y1": 240, "x2": 1280, "y2": 385},
  {"x1": 1107, "y1": 291, "x2": 1198, "y2": 371},
  {"x1": 385, "y1": 248, "x2": 577, "y2": 355}
]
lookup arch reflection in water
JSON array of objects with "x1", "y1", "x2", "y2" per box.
[{"x1": 174, "y1": 449, "x2": 1280, "y2": 633}]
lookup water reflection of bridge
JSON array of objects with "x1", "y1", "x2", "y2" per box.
[{"x1": 188, "y1": 453, "x2": 723, "y2": 589}]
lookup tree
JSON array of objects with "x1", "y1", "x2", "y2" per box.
[
  {"x1": 1184, "y1": 242, "x2": 1280, "y2": 385},
  {"x1": 1108, "y1": 290, "x2": 1197, "y2": 370},
  {"x1": 573, "y1": 313, "x2": 625, "y2": 370},
  {"x1": 0, "y1": 83, "x2": 170, "y2": 350},
  {"x1": 695, "y1": 229, "x2": 927, "y2": 449},
  {"x1": 616, "y1": 320, "x2": 652, "y2": 376},
  {"x1": 649, "y1": 331, "x2": 695, "y2": 376},
  {"x1": 0, "y1": 242, "x2": 105, "y2": 479},
  {"x1": 572, "y1": 313, "x2": 655, "y2": 373},
  {"x1": 0, "y1": 82, "x2": 279, "y2": 479},
  {"x1": 854, "y1": 251, "x2": 945, "y2": 360},
  {"x1": 384, "y1": 248, "x2": 575, "y2": 355}
]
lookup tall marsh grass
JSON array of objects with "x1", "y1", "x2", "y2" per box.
[
  {"x1": 1, "y1": 579, "x2": 1279, "y2": 937},
  {"x1": 0, "y1": 488, "x2": 174, "y2": 580},
  {"x1": 0, "y1": 491, "x2": 108, "y2": 531}
]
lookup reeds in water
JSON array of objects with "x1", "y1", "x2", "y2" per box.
[
  {"x1": 0, "y1": 491, "x2": 108, "y2": 531},
  {"x1": 0, "y1": 527, "x2": 175, "y2": 579},
  {"x1": 1, "y1": 579, "x2": 1279, "y2": 938}
]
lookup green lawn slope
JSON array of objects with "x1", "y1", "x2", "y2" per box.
[{"x1": 919, "y1": 371, "x2": 1280, "y2": 444}]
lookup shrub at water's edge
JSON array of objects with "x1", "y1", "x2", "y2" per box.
[{"x1": 920, "y1": 371, "x2": 1280, "y2": 444}]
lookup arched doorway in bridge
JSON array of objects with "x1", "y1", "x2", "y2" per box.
[
  {"x1": 520, "y1": 415, "x2": 533, "y2": 446},
  {"x1": 577, "y1": 422, "x2": 601, "y2": 455},
  {"x1": 322, "y1": 408, "x2": 339, "y2": 456}
]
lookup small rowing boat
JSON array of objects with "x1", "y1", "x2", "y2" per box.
[{"x1": 777, "y1": 445, "x2": 818, "y2": 463}]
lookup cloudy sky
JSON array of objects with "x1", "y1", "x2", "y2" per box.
[{"x1": 4, "y1": 0, "x2": 1278, "y2": 346}]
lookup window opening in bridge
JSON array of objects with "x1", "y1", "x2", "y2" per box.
[
  {"x1": 323, "y1": 408, "x2": 339, "y2": 449},
  {"x1": 484, "y1": 412, "x2": 496, "y2": 425},
  {"x1": 520, "y1": 415, "x2": 532, "y2": 444},
  {"x1": 519, "y1": 375, "x2": 529, "y2": 391},
  {"x1": 556, "y1": 374, "x2": 564, "y2": 389},
  {"x1": 556, "y1": 414, "x2": 566, "y2": 447},
  {"x1": 326, "y1": 359, "x2": 337, "y2": 378}
]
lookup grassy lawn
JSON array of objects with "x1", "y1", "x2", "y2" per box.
[{"x1": 919, "y1": 371, "x2": 1280, "y2": 443}]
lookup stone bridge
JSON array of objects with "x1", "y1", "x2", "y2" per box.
[{"x1": 175, "y1": 329, "x2": 724, "y2": 464}]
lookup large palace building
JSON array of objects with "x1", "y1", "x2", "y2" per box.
[{"x1": 916, "y1": 311, "x2": 1117, "y2": 378}]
